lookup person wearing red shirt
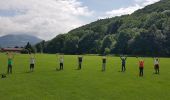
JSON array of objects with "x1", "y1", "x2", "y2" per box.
[{"x1": 137, "y1": 57, "x2": 144, "y2": 77}]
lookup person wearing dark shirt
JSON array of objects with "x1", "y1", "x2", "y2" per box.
[
  {"x1": 78, "y1": 56, "x2": 83, "y2": 70},
  {"x1": 120, "y1": 56, "x2": 127, "y2": 72},
  {"x1": 102, "y1": 56, "x2": 106, "y2": 71}
]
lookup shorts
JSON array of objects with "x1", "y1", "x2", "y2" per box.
[
  {"x1": 122, "y1": 63, "x2": 125, "y2": 67},
  {"x1": 154, "y1": 64, "x2": 159, "y2": 69},
  {"x1": 139, "y1": 67, "x2": 143, "y2": 70},
  {"x1": 30, "y1": 64, "x2": 34, "y2": 69}
]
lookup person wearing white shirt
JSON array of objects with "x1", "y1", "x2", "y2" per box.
[
  {"x1": 154, "y1": 57, "x2": 160, "y2": 74},
  {"x1": 59, "y1": 56, "x2": 64, "y2": 70},
  {"x1": 30, "y1": 53, "x2": 35, "y2": 72}
]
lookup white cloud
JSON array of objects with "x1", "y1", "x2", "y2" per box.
[
  {"x1": 135, "y1": 0, "x2": 160, "y2": 6},
  {"x1": 100, "y1": 0, "x2": 160, "y2": 19},
  {"x1": 99, "y1": 4, "x2": 141, "y2": 19},
  {"x1": 0, "y1": 0, "x2": 93, "y2": 40}
]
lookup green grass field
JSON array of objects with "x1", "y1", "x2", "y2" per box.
[{"x1": 0, "y1": 54, "x2": 170, "y2": 100}]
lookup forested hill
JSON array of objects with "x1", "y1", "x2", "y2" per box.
[{"x1": 36, "y1": 0, "x2": 170, "y2": 56}]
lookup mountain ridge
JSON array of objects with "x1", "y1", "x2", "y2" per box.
[{"x1": 0, "y1": 34, "x2": 42, "y2": 48}]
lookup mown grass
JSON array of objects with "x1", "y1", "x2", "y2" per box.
[{"x1": 0, "y1": 53, "x2": 170, "y2": 100}]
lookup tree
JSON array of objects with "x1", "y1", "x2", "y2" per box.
[
  {"x1": 45, "y1": 34, "x2": 66, "y2": 53},
  {"x1": 114, "y1": 29, "x2": 134, "y2": 54},
  {"x1": 78, "y1": 32, "x2": 102, "y2": 54},
  {"x1": 25, "y1": 42, "x2": 35, "y2": 53},
  {"x1": 107, "y1": 19, "x2": 122, "y2": 34},
  {"x1": 104, "y1": 48, "x2": 111, "y2": 55},
  {"x1": 163, "y1": 18, "x2": 170, "y2": 56},
  {"x1": 63, "y1": 35, "x2": 79, "y2": 54},
  {"x1": 35, "y1": 40, "x2": 46, "y2": 53},
  {"x1": 101, "y1": 35, "x2": 116, "y2": 54}
]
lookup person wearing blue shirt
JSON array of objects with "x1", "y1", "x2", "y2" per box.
[{"x1": 120, "y1": 55, "x2": 127, "y2": 72}]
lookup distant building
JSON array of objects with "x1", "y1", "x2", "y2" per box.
[{"x1": 1, "y1": 48, "x2": 23, "y2": 52}]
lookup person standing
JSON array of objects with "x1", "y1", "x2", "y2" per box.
[
  {"x1": 59, "y1": 56, "x2": 64, "y2": 70},
  {"x1": 78, "y1": 56, "x2": 83, "y2": 70},
  {"x1": 154, "y1": 57, "x2": 160, "y2": 74},
  {"x1": 30, "y1": 53, "x2": 35, "y2": 72},
  {"x1": 138, "y1": 58, "x2": 144, "y2": 77},
  {"x1": 120, "y1": 55, "x2": 127, "y2": 72},
  {"x1": 7, "y1": 52, "x2": 14, "y2": 74},
  {"x1": 102, "y1": 56, "x2": 107, "y2": 71}
]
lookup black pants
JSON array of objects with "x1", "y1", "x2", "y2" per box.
[
  {"x1": 139, "y1": 67, "x2": 144, "y2": 76},
  {"x1": 7, "y1": 65, "x2": 12, "y2": 74},
  {"x1": 78, "y1": 62, "x2": 82, "y2": 69},
  {"x1": 30, "y1": 64, "x2": 34, "y2": 71},
  {"x1": 155, "y1": 65, "x2": 159, "y2": 74},
  {"x1": 60, "y1": 63, "x2": 64, "y2": 70},
  {"x1": 122, "y1": 64, "x2": 126, "y2": 72}
]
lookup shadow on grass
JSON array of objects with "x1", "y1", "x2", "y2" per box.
[
  {"x1": 56, "y1": 68, "x2": 64, "y2": 72},
  {"x1": 74, "y1": 68, "x2": 82, "y2": 70},
  {"x1": 25, "y1": 71, "x2": 33, "y2": 74},
  {"x1": 118, "y1": 70, "x2": 125, "y2": 73}
]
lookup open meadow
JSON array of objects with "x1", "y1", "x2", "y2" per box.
[{"x1": 0, "y1": 54, "x2": 170, "y2": 100}]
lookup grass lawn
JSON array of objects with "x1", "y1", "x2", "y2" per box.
[{"x1": 0, "y1": 54, "x2": 170, "y2": 100}]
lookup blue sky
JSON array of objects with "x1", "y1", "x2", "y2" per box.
[
  {"x1": 0, "y1": 0, "x2": 160, "y2": 40},
  {"x1": 80, "y1": 0, "x2": 134, "y2": 12}
]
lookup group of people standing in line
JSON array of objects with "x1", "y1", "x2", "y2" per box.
[
  {"x1": 58, "y1": 54, "x2": 160, "y2": 77},
  {"x1": 6, "y1": 52, "x2": 35, "y2": 74},
  {"x1": 4, "y1": 52, "x2": 160, "y2": 77}
]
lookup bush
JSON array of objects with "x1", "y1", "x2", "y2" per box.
[{"x1": 104, "y1": 48, "x2": 111, "y2": 55}]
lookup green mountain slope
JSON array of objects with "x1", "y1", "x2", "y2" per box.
[{"x1": 37, "y1": 0, "x2": 170, "y2": 56}]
